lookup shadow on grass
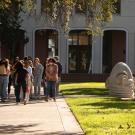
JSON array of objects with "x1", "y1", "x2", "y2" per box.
[
  {"x1": 79, "y1": 97, "x2": 135, "y2": 109},
  {"x1": 61, "y1": 88, "x2": 108, "y2": 95}
]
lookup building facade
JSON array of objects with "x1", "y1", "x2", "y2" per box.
[{"x1": 8, "y1": 0, "x2": 135, "y2": 74}]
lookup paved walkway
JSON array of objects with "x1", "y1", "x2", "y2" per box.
[{"x1": 0, "y1": 93, "x2": 84, "y2": 135}]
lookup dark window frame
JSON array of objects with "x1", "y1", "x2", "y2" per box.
[
  {"x1": 68, "y1": 30, "x2": 91, "y2": 46},
  {"x1": 68, "y1": 30, "x2": 92, "y2": 73}
]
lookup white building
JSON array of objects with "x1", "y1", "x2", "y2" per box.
[{"x1": 13, "y1": 0, "x2": 135, "y2": 76}]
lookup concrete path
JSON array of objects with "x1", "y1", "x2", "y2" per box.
[{"x1": 0, "y1": 95, "x2": 84, "y2": 135}]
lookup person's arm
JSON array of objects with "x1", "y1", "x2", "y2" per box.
[
  {"x1": 6, "y1": 65, "x2": 11, "y2": 75},
  {"x1": 40, "y1": 64, "x2": 44, "y2": 76},
  {"x1": 45, "y1": 65, "x2": 49, "y2": 79},
  {"x1": 14, "y1": 72, "x2": 18, "y2": 85}
]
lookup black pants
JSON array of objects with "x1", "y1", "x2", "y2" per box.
[{"x1": 15, "y1": 82, "x2": 26, "y2": 102}]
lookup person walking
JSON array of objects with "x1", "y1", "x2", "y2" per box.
[
  {"x1": 42, "y1": 58, "x2": 50, "y2": 97},
  {"x1": 33, "y1": 58, "x2": 44, "y2": 99},
  {"x1": 45, "y1": 57, "x2": 58, "y2": 102},
  {"x1": 54, "y1": 56, "x2": 62, "y2": 95},
  {"x1": 0, "y1": 58, "x2": 10, "y2": 102},
  {"x1": 14, "y1": 61, "x2": 29, "y2": 104},
  {"x1": 23, "y1": 57, "x2": 33, "y2": 104},
  {"x1": 7, "y1": 62, "x2": 14, "y2": 99},
  {"x1": 28, "y1": 59, "x2": 34, "y2": 99}
]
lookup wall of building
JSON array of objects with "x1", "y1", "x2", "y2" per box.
[
  {"x1": 21, "y1": 0, "x2": 135, "y2": 74},
  {"x1": 93, "y1": 0, "x2": 135, "y2": 74}
]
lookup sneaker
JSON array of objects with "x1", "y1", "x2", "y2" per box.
[
  {"x1": 16, "y1": 102, "x2": 20, "y2": 105},
  {"x1": 8, "y1": 95, "x2": 10, "y2": 99},
  {"x1": 37, "y1": 96, "x2": 41, "y2": 100},
  {"x1": 33, "y1": 96, "x2": 37, "y2": 100},
  {"x1": 53, "y1": 98, "x2": 56, "y2": 102},
  {"x1": 44, "y1": 97, "x2": 48, "y2": 102},
  {"x1": 24, "y1": 99, "x2": 27, "y2": 105},
  {"x1": 1, "y1": 99, "x2": 6, "y2": 103}
]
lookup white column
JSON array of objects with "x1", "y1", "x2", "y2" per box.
[
  {"x1": 59, "y1": 31, "x2": 68, "y2": 73},
  {"x1": 24, "y1": 30, "x2": 34, "y2": 58},
  {"x1": 127, "y1": 32, "x2": 135, "y2": 73},
  {"x1": 92, "y1": 36, "x2": 102, "y2": 74}
]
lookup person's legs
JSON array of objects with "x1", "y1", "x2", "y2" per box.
[
  {"x1": 33, "y1": 76, "x2": 38, "y2": 99},
  {"x1": 15, "y1": 84, "x2": 21, "y2": 103},
  {"x1": 22, "y1": 82, "x2": 27, "y2": 104},
  {"x1": 43, "y1": 80, "x2": 46, "y2": 96},
  {"x1": 8, "y1": 82, "x2": 11, "y2": 98},
  {"x1": 22, "y1": 84, "x2": 26, "y2": 100},
  {"x1": 34, "y1": 86, "x2": 37, "y2": 99},
  {"x1": 28, "y1": 78, "x2": 33, "y2": 99},
  {"x1": 45, "y1": 81, "x2": 51, "y2": 101},
  {"x1": 2, "y1": 76, "x2": 8, "y2": 101},
  {"x1": 8, "y1": 75, "x2": 12, "y2": 98},
  {"x1": 37, "y1": 86, "x2": 41, "y2": 99},
  {"x1": 37, "y1": 77, "x2": 42, "y2": 99},
  {"x1": 51, "y1": 81, "x2": 56, "y2": 101},
  {"x1": 0, "y1": 76, "x2": 4, "y2": 101}
]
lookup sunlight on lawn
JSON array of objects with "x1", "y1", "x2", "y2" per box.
[
  {"x1": 60, "y1": 82, "x2": 135, "y2": 135},
  {"x1": 60, "y1": 82, "x2": 107, "y2": 95},
  {"x1": 60, "y1": 82, "x2": 105, "y2": 90},
  {"x1": 66, "y1": 97, "x2": 135, "y2": 135}
]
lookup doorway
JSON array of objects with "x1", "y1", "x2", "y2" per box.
[
  {"x1": 102, "y1": 30, "x2": 126, "y2": 73},
  {"x1": 68, "y1": 30, "x2": 92, "y2": 73},
  {"x1": 35, "y1": 29, "x2": 58, "y2": 64}
]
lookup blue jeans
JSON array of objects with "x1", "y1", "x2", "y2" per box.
[
  {"x1": 33, "y1": 76, "x2": 42, "y2": 98},
  {"x1": 43, "y1": 80, "x2": 46, "y2": 95},
  {"x1": 34, "y1": 86, "x2": 41, "y2": 98},
  {"x1": 46, "y1": 81, "x2": 56, "y2": 98},
  {"x1": 0, "y1": 76, "x2": 9, "y2": 101}
]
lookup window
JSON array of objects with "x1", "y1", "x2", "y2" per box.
[
  {"x1": 68, "y1": 30, "x2": 92, "y2": 73},
  {"x1": 68, "y1": 30, "x2": 90, "y2": 46},
  {"x1": 79, "y1": 31, "x2": 89, "y2": 45},
  {"x1": 48, "y1": 31, "x2": 58, "y2": 57}
]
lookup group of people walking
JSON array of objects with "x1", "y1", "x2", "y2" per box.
[{"x1": 0, "y1": 56, "x2": 62, "y2": 104}]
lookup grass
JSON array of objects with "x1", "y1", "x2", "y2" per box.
[
  {"x1": 60, "y1": 82, "x2": 135, "y2": 135},
  {"x1": 60, "y1": 82, "x2": 108, "y2": 95}
]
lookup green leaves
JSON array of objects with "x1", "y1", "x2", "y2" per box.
[
  {"x1": 38, "y1": 0, "x2": 118, "y2": 34},
  {"x1": 0, "y1": 0, "x2": 27, "y2": 59},
  {"x1": 1, "y1": 0, "x2": 118, "y2": 35}
]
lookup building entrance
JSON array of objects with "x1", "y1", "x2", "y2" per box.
[
  {"x1": 35, "y1": 29, "x2": 58, "y2": 64},
  {"x1": 102, "y1": 30, "x2": 126, "y2": 73},
  {"x1": 68, "y1": 30, "x2": 92, "y2": 73}
]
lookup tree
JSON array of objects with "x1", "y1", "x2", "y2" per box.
[
  {"x1": 39, "y1": 0, "x2": 118, "y2": 34},
  {"x1": 0, "y1": 0, "x2": 28, "y2": 60},
  {"x1": 0, "y1": 0, "x2": 117, "y2": 59}
]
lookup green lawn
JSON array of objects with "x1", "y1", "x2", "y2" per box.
[
  {"x1": 60, "y1": 82, "x2": 108, "y2": 95},
  {"x1": 60, "y1": 82, "x2": 135, "y2": 135}
]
